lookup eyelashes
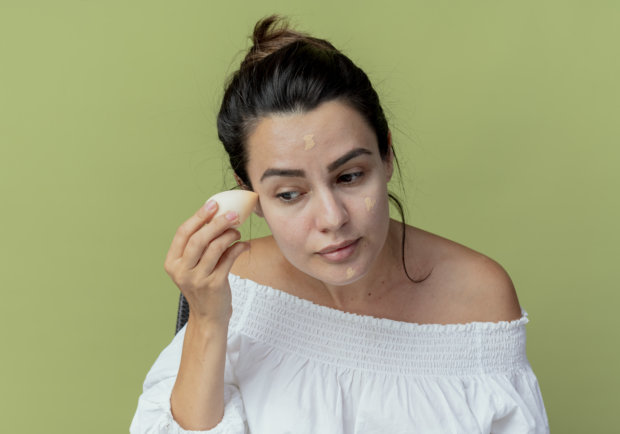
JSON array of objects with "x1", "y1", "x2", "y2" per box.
[
  {"x1": 337, "y1": 171, "x2": 363, "y2": 184},
  {"x1": 276, "y1": 191, "x2": 301, "y2": 202},
  {"x1": 275, "y1": 171, "x2": 365, "y2": 204}
]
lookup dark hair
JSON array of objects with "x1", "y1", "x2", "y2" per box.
[{"x1": 216, "y1": 15, "x2": 429, "y2": 283}]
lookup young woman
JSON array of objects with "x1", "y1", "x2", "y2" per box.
[{"x1": 131, "y1": 16, "x2": 549, "y2": 433}]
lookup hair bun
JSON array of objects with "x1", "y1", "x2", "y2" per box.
[{"x1": 242, "y1": 15, "x2": 334, "y2": 68}]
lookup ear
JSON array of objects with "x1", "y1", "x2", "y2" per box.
[
  {"x1": 233, "y1": 172, "x2": 248, "y2": 189},
  {"x1": 234, "y1": 172, "x2": 264, "y2": 218},
  {"x1": 253, "y1": 200, "x2": 264, "y2": 218},
  {"x1": 385, "y1": 130, "x2": 394, "y2": 182}
]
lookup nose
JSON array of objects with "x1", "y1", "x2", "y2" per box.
[{"x1": 314, "y1": 188, "x2": 349, "y2": 232}]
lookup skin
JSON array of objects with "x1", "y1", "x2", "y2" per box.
[
  {"x1": 365, "y1": 196, "x2": 376, "y2": 211},
  {"x1": 244, "y1": 100, "x2": 395, "y2": 297},
  {"x1": 303, "y1": 134, "x2": 315, "y2": 150},
  {"x1": 166, "y1": 99, "x2": 522, "y2": 429},
  {"x1": 166, "y1": 204, "x2": 247, "y2": 430},
  {"x1": 233, "y1": 100, "x2": 522, "y2": 322}
]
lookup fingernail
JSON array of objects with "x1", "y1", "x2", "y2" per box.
[
  {"x1": 225, "y1": 211, "x2": 238, "y2": 221},
  {"x1": 204, "y1": 200, "x2": 216, "y2": 212}
]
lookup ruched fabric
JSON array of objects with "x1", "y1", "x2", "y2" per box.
[
  {"x1": 129, "y1": 332, "x2": 247, "y2": 433},
  {"x1": 130, "y1": 274, "x2": 549, "y2": 433}
]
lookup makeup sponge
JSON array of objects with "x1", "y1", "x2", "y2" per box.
[{"x1": 206, "y1": 190, "x2": 259, "y2": 227}]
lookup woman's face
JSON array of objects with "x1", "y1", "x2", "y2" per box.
[{"x1": 245, "y1": 100, "x2": 393, "y2": 286}]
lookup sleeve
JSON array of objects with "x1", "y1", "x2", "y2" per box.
[
  {"x1": 487, "y1": 366, "x2": 550, "y2": 434},
  {"x1": 129, "y1": 325, "x2": 248, "y2": 434}
]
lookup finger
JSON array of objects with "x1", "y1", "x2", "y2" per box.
[
  {"x1": 165, "y1": 200, "x2": 218, "y2": 265},
  {"x1": 182, "y1": 213, "x2": 240, "y2": 270},
  {"x1": 192, "y1": 226, "x2": 242, "y2": 274},
  {"x1": 210, "y1": 241, "x2": 249, "y2": 282}
]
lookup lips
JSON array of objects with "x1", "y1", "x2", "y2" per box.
[{"x1": 316, "y1": 238, "x2": 360, "y2": 262}]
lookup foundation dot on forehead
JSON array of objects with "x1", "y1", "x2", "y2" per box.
[
  {"x1": 346, "y1": 267, "x2": 355, "y2": 279},
  {"x1": 303, "y1": 134, "x2": 315, "y2": 150},
  {"x1": 364, "y1": 197, "x2": 376, "y2": 211}
]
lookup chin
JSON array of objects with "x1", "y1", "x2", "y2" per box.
[
  {"x1": 304, "y1": 258, "x2": 372, "y2": 287},
  {"x1": 279, "y1": 238, "x2": 384, "y2": 287}
]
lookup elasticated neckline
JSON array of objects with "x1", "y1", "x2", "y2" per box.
[{"x1": 228, "y1": 273, "x2": 530, "y2": 376}]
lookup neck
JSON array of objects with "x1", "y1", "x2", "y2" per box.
[{"x1": 319, "y1": 219, "x2": 404, "y2": 310}]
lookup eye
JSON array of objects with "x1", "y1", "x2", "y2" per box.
[
  {"x1": 337, "y1": 171, "x2": 364, "y2": 184},
  {"x1": 276, "y1": 191, "x2": 301, "y2": 203}
]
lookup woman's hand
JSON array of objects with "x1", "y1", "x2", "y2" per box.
[
  {"x1": 164, "y1": 200, "x2": 249, "y2": 326},
  {"x1": 166, "y1": 200, "x2": 248, "y2": 429}
]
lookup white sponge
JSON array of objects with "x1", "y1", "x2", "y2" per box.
[{"x1": 206, "y1": 190, "x2": 259, "y2": 227}]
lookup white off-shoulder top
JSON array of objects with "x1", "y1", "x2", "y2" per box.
[{"x1": 130, "y1": 274, "x2": 549, "y2": 433}]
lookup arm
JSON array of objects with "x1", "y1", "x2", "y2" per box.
[
  {"x1": 129, "y1": 323, "x2": 248, "y2": 434},
  {"x1": 131, "y1": 200, "x2": 249, "y2": 433},
  {"x1": 171, "y1": 317, "x2": 229, "y2": 429},
  {"x1": 461, "y1": 255, "x2": 548, "y2": 432}
]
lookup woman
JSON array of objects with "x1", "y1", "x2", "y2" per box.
[{"x1": 130, "y1": 16, "x2": 549, "y2": 433}]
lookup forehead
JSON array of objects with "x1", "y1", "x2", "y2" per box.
[{"x1": 245, "y1": 100, "x2": 377, "y2": 172}]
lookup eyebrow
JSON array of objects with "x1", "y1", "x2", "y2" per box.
[{"x1": 260, "y1": 148, "x2": 373, "y2": 182}]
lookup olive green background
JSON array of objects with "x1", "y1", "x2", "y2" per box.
[{"x1": 1, "y1": 1, "x2": 618, "y2": 432}]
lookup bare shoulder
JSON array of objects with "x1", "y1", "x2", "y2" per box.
[
  {"x1": 230, "y1": 235, "x2": 286, "y2": 283},
  {"x1": 407, "y1": 226, "x2": 523, "y2": 323}
]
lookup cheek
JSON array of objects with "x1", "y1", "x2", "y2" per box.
[
  {"x1": 263, "y1": 206, "x2": 311, "y2": 247},
  {"x1": 364, "y1": 196, "x2": 377, "y2": 212},
  {"x1": 356, "y1": 180, "x2": 390, "y2": 218}
]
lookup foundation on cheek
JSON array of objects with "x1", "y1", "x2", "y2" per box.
[
  {"x1": 364, "y1": 197, "x2": 376, "y2": 212},
  {"x1": 303, "y1": 134, "x2": 315, "y2": 150}
]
